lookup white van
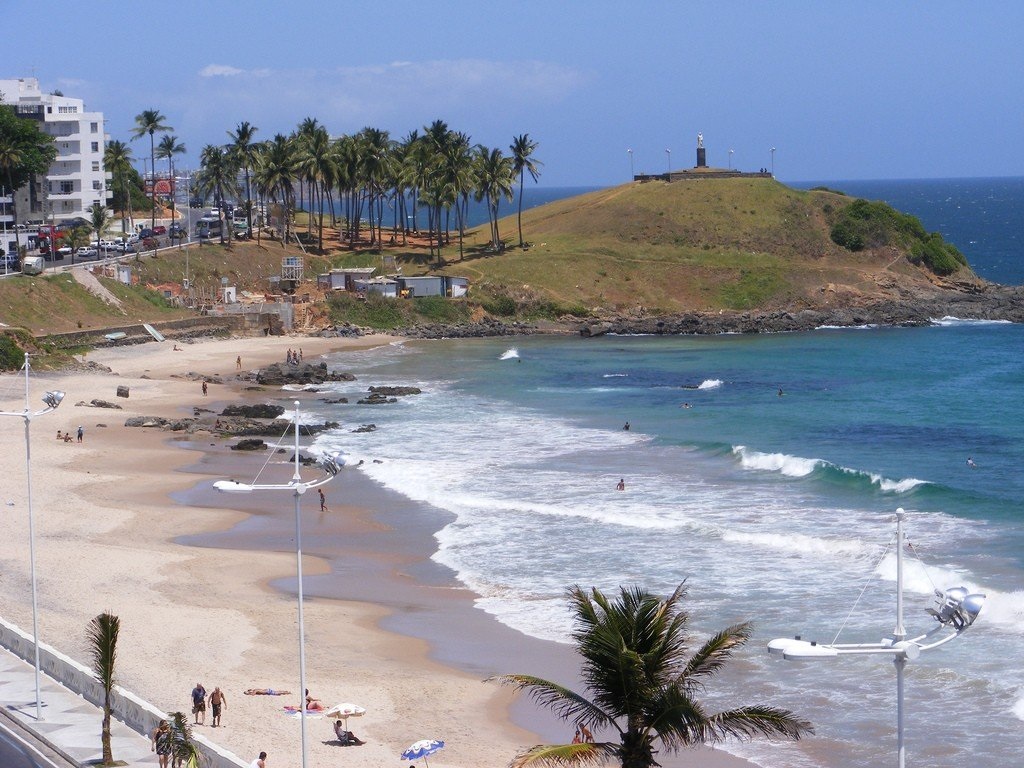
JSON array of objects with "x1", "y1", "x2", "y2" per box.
[{"x1": 22, "y1": 256, "x2": 45, "y2": 275}]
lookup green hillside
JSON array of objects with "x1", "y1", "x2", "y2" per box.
[{"x1": 433, "y1": 178, "x2": 974, "y2": 314}]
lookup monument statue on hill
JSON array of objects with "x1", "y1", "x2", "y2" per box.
[
  {"x1": 696, "y1": 132, "x2": 707, "y2": 168},
  {"x1": 697, "y1": 133, "x2": 703, "y2": 149}
]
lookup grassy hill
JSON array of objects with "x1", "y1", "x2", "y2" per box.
[
  {"x1": 422, "y1": 178, "x2": 975, "y2": 314},
  {"x1": 0, "y1": 178, "x2": 979, "y2": 357}
]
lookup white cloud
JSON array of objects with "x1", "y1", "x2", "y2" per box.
[{"x1": 199, "y1": 64, "x2": 245, "y2": 78}]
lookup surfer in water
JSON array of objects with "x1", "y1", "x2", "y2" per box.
[
  {"x1": 967, "y1": 457, "x2": 977, "y2": 468},
  {"x1": 615, "y1": 478, "x2": 625, "y2": 491}
]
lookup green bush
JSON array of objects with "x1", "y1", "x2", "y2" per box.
[
  {"x1": 413, "y1": 296, "x2": 471, "y2": 323},
  {"x1": 482, "y1": 295, "x2": 517, "y2": 316},
  {"x1": 0, "y1": 335, "x2": 23, "y2": 370},
  {"x1": 909, "y1": 234, "x2": 967, "y2": 276}
]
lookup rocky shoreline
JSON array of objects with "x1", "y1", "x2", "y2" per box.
[{"x1": 388, "y1": 283, "x2": 1024, "y2": 339}]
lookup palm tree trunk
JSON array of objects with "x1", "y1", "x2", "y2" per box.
[
  {"x1": 517, "y1": 169, "x2": 525, "y2": 247},
  {"x1": 149, "y1": 132, "x2": 157, "y2": 229}
]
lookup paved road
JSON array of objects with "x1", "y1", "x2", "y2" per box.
[{"x1": 0, "y1": 718, "x2": 75, "y2": 768}]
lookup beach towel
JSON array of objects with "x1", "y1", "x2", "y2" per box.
[{"x1": 282, "y1": 706, "x2": 325, "y2": 719}]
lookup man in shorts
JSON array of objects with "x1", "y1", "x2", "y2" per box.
[
  {"x1": 191, "y1": 682, "x2": 207, "y2": 724},
  {"x1": 209, "y1": 686, "x2": 226, "y2": 727}
]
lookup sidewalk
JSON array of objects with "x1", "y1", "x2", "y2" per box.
[{"x1": 0, "y1": 647, "x2": 159, "y2": 766}]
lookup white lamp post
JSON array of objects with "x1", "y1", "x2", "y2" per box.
[
  {"x1": 627, "y1": 148, "x2": 634, "y2": 180},
  {"x1": 0, "y1": 352, "x2": 65, "y2": 721},
  {"x1": 728, "y1": 149, "x2": 734, "y2": 170},
  {"x1": 665, "y1": 148, "x2": 671, "y2": 174},
  {"x1": 215, "y1": 402, "x2": 345, "y2": 768},
  {"x1": 770, "y1": 147, "x2": 776, "y2": 176},
  {"x1": 768, "y1": 509, "x2": 985, "y2": 768}
]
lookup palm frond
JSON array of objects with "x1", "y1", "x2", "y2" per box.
[
  {"x1": 487, "y1": 675, "x2": 613, "y2": 730},
  {"x1": 678, "y1": 622, "x2": 751, "y2": 689},
  {"x1": 169, "y1": 711, "x2": 207, "y2": 766},
  {"x1": 510, "y1": 742, "x2": 617, "y2": 768},
  {"x1": 705, "y1": 705, "x2": 813, "y2": 742}
]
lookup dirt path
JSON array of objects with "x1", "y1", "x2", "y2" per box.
[{"x1": 71, "y1": 267, "x2": 126, "y2": 313}]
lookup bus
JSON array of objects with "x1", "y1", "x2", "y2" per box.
[{"x1": 195, "y1": 215, "x2": 224, "y2": 240}]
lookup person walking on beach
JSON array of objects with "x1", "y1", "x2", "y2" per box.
[
  {"x1": 249, "y1": 751, "x2": 267, "y2": 768},
  {"x1": 76, "y1": 425, "x2": 84, "y2": 443},
  {"x1": 236, "y1": 355, "x2": 242, "y2": 370},
  {"x1": 202, "y1": 381, "x2": 208, "y2": 396},
  {"x1": 151, "y1": 720, "x2": 172, "y2": 768},
  {"x1": 191, "y1": 682, "x2": 207, "y2": 724},
  {"x1": 319, "y1": 488, "x2": 327, "y2": 512},
  {"x1": 209, "y1": 686, "x2": 226, "y2": 727}
]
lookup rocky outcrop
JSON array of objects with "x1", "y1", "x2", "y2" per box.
[
  {"x1": 576, "y1": 285, "x2": 1024, "y2": 336},
  {"x1": 230, "y1": 439, "x2": 267, "y2": 451},
  {"x1": 221, "y1": 404, "x2": 286, "y2": 419},
  {"x1": 398, "y1": 317, "x2": 537, "y2": 339},
  {"x1": 76, "y1": 399, "x2": 123, "y2": 409},
  {"x1": 357, "y1": 393, "x2": 398, "y2": 405},
  {"x1": 253, "y1": 361, "x2": 357, "y2": 386},
  {"x1": 367, "y1": 386, "x2": 421, "y2": 396}
]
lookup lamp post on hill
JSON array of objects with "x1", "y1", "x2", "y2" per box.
[
  {"x1": 665, "y1": 148, "x2": 671, "y2": 174},
  {"x1": 770, "y1": 147, "x2": 776, "y2": 176},
  {"x1": 627, "y1": 148, "x2": 634, "y2": 180},
  {"x1": 0, "y1": 353, "x2": 65, "y2": 722},
  {"x1": 214, "y1": 403, "x2": 346, "y2": 768},
  {"x1": 728, "y1": 149, "x2": 734, "y2": 170}
]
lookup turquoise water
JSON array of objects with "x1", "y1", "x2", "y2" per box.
[{"x1": 305, "y1": 178, "x2": 1024, "y2": 768}]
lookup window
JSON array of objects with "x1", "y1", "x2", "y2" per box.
[
  {"x1": 90, "y1": 122, "x2": 98, "y2": 133},
  {"x1": 92, "y1": 161, "x2": 100, "y2": 172},
  {"x1": 60, "y1": 181, "x2": 74, "y2": 195},
  {"x1": 92, "y1": 181, "x2": 102, "y2": 191},
  {"x1": 91, "y1": 142, "x2": 99, "y2": 152}
]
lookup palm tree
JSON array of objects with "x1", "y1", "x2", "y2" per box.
[
  {"x1": 253, "y1": 134, "x2": 297, "y2": 246},
  {"x1": 65, "y1": 224, "x2": 92, "y2": 265},
  {"x1": 87, "y1": 612, "x2": 120, "y2": 766},
  {"x1": 511, "y1": 134, "x2": 542, "y2": 248},
  {"x1": 294, "y1": 126, "x2": 335, "y2": 252},
  {"x1": 155, "y1": 134, "x2": 186, "y2": 231},
  {"x1": 474, "y1": 146, "x2": 514, "y2": 249},
  {"x1": 228, "y1": 122, "x2": 259, "y2": 237},
  {"x1": 492, "y1": 583, "x2": 812, "y2": 768},
  {"x1": 103, "y1": 140, "x2": 133, "y2": 235},
  {"x1": 195, "y1": 145, "x2": 238, "y2": 244},
  {"x1": 131, "y1": 109, "x2": 172, "y2": 229},
  {"x1": 89, "y1": 203, "x2": 112, "y2": 251}
]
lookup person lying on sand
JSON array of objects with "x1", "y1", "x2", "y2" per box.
[{"x1": 244, "y1": 688, "x2": 292, "y2": 696}]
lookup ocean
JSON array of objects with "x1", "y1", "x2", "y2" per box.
[{"x1": 301, "y1": 177, "x2": 1023, "y2": 768}]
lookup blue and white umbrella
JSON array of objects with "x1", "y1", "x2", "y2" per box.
[{"x1": 401, "y1": 739, "x2": 445, "y2": 767}]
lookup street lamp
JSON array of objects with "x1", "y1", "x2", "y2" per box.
[
  {"x1": 665, "y1": 148, "x2": 671, "y2": 174},
  {"x1": 0, "y1": 353, "x2": 65, "y2": 722},
  {"x1": 214, "y1": 402, "x2": 345, "y2": 768},
  {"x1": 770, "y1": 147, "x2": 776, "y2": 176},
  {"x1": 627, "y1": 148, "x2": 634, "y2": 180},
  {"x1": 768, "y1": 509, "x2": 985, "y2": 768},
  {"x1": 728, "y1": 149, "x2": 734, "y2": 170}
]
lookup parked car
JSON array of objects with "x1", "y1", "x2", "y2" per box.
[
  {"x1": 141, "y1": 237, "x2": 158, "y2": 250},
  {"x1": 57, "y1": 245, "x2": 73, "y2": 256},
  {"x1": 75, "y1": 246, "x2": 98, "y2": 259},
  {"x1": 152, "y1": 225, "x2": 167, "y2": 235},
  {"x1": 138, "y1": 228, "x2": 154, "y2": 239},
  {"x1": 1, "y1": 253, "x2": 20, "y2": 271}
]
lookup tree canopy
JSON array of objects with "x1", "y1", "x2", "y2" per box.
[{"x1": 0, "y1": 105, "x2": 57, "y2": 193}]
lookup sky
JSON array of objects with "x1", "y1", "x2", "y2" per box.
[{"x1": 5, "y1": 1, "x2": 1024, "y2": 187}]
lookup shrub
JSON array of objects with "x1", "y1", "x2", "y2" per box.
[
  {"x1": 909, "y1": 234, "x2": 967, "y2": 276},
  {"x1": 0, "y1": 335, "x2": 23, "y2": 370},
  {"x1": 482, "y1": 295, "x2": 517, "y2": 316}
]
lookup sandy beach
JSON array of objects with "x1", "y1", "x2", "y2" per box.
[{"x1": 0, "y1": 333, "x2": 753, "y2": 768}]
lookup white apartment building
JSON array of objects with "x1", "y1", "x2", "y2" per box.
[{"x1": 0, "y1": 77, "x2": 112, "y2": 226}]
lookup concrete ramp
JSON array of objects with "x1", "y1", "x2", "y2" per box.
[{"x1": 142, "y1": 323, "x2": 165, "y2": 342}]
